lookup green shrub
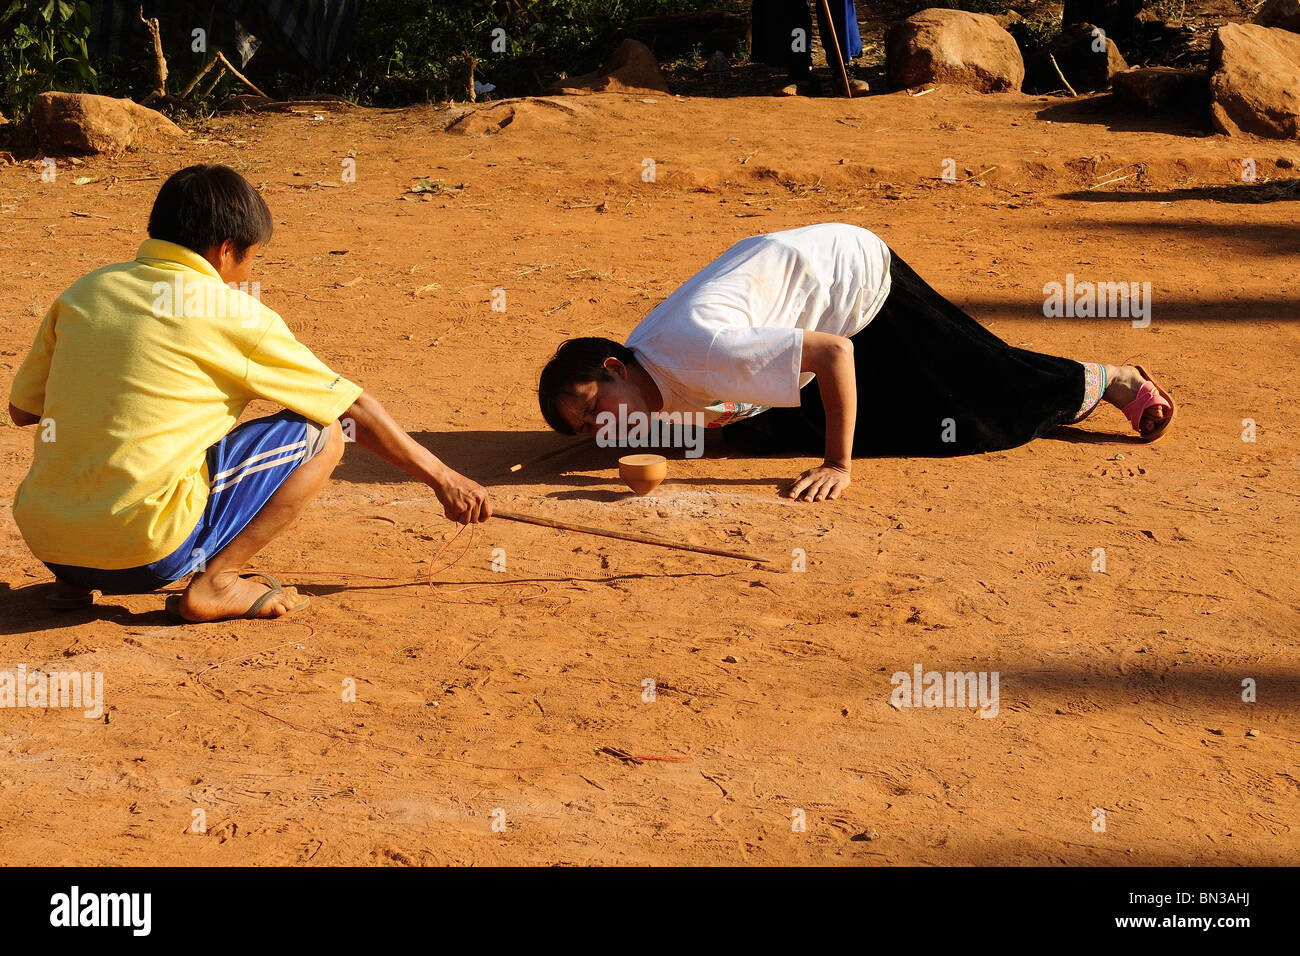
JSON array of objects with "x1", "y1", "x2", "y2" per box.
[
  {"x1": 324, "y1": 0, "x2": 740, "y2": 105},
  {"x1": 0, "y1": 0, "x2": 97, "y2": 119},
  {"x1": 0, "y1": 0, "x2": 744, "y2": 117},
  {"x1": 1007, "y1": 14, "x2": 1063, "y2": 57}
]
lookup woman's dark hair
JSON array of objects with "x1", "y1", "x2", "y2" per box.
[
  {"x1": 148, "y1": 164, "x2": 273, "y2": 260},
  {"x1": 537, "y1": 337, "x2": 637, "y2": 434}
]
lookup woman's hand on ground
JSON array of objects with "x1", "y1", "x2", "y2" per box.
[
  {"x1": 787, "y1": 463, "x2": 851, "y2": 502},
  {"x1": 435, "y1": 471, "x2": 492, "y2": 523}
]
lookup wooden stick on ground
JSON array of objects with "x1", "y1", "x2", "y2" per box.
[
  {"x1": 1049, "y1": 54, "x2": 1078, "y2": 98},
  {"x1": 507, "y1": 438, "x2": 591, "y2": 473},
  {"x1": 495, "y1": 509, "x2": 770, "y2": 563},
  {"x1": 817, "y1": 0, "x2": 853, "y2": 99}
]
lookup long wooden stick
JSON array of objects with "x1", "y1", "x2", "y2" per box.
[
  {"x1": 495, "y1": 509, "x2": 769, "y2": 563},
  {"x1": 507, "y1": 437, "x2": 590, "y2": 473},
  {"x1": 1049, "y1": 54, "x2": 1078, "y2": 98},
  {"x1": 215, "y1": 51, "x2": 270, "y2": 99},
  {"x1": 179, "y1": 51, "x2": 221, "y2": 99},
  {"x1": 817, "y1": 0, "x2": 853, "y2": 99},
  {"x1": 180, "y1": 50, "x2": 270, "y2": 101}
]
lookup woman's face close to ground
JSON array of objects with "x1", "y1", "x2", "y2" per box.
[{"x1": 555, "y1": 361, "x2": 651, "y2": 437}]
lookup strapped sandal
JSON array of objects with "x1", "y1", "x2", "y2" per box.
[
  {"x1": 1122, "y1": 365, "x2": 1175, "y2": 443},
  {"x1": 165, "y1": 572, "x2": 309, "y2": 623}
]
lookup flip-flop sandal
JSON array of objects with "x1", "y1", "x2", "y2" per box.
[
  {"x1": 1122, "y1": 365, "x2": 1175, "y2": 443},
  {"x1": 164, "y1": 572, "x2": 309, "y2": 623},
  {"x1": 46, "y1": 591, "x2": 95, "y2": 610}
]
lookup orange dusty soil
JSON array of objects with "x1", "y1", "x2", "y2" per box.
[{"x1": 0, "y1": 88, "x2": 1296, "y2": 865}]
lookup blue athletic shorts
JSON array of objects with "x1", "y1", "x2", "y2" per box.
[{"x1": 44, "y1": 410, "x2": 331, "y2": 594}]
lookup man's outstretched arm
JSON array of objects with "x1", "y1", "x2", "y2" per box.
[{"x1": 342, "y1": 392, "x2": 491, "y2": 524}]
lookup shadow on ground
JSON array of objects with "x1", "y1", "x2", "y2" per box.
[
  {"x1": 1059, "y1": 180, "x2": 1300, "y2": 205},
  {"x1": 1035, "y1": 94, "x2": 1211, "y2": 137}
]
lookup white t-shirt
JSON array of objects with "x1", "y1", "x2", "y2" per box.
[{"x1": 625, "y1": 223, "x2": 891, "y2": 426}]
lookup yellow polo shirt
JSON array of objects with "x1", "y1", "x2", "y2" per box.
[{"x1": 9, "y1": 239, "x2": 363, "y2": 569}]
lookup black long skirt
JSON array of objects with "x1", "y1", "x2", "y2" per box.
[
  {"x1": 750, "y1": 0, "x2": 864, "y2": 68},
  {"x1": 751, "y1": 0, "x2": 814, "y2": 70},
  {"x1": 722, "y1": 251, "x2": 1086, "y2": 458}
]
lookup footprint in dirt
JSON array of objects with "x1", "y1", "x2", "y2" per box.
[{"x1": 1090, "y1": 462, "x2": 1147, "y2": 479}]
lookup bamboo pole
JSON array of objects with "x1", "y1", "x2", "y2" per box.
[
  {"x1": 495, "y1": 509, "x2": 769, "y2": 563},
  {"x1": 507, "y1": 437, "x2": 591, "y2": 473},
  {"x1": 817, "y1": 0, "x2": 853, "y2": 99}
]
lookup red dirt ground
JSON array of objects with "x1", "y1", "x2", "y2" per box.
[{"x1": 1, "y1": 86, "x2": 1297, "y2": 864}]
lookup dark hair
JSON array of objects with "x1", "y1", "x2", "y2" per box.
[
  {"x1": 537, "y1": 337, "x2": 637, "y2": 434},
  {"x1": 148, "y1": 164, "x2": 273, "y2": 260}
]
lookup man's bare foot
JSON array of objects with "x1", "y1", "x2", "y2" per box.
[
  {"x1": 1103, "y1": 365, "x2": 1170, "y2": 437},
  {"x1": 176, "y1": 571, "x2": 304, "y2": 622}
]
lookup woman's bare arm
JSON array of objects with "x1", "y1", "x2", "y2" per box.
[{"x1": 787, "y1": 330, "x2": 855, "y2": 501}]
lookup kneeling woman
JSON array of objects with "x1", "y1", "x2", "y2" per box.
[{"x1": 537, "y1": 223, "x2": 1173, "y2": 502}]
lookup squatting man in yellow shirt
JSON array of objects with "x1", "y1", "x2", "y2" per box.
[{"x1": 8, "y1": 164, "x2": 491, "y2": 622}]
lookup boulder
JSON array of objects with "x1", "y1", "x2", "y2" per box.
[
  {"x1": 1046, "y1": 22, "x2": 1129, "y2": 93},
  {"x1": 27, "y1": 92, "x2": 183, "y2": 155},
  {"x1": 885, "y1": 9, "x2": 1025, "y2": 92},
  {"x1": 1208, "y1": 23, "x2": 1300, "y2": 139},
  {"x1": 1256, "y1": 0, "x2": 1300, "y2": 33},
  {"x1": 547, "y1": 39, "x2": 668, "y2": 95},
  {"x1": 1112, "y1": 66, "x2": 1209, "y2": 111}
]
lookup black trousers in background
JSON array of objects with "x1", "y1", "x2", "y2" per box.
[{"x1": 722, "y1": 251, "x2": 1085, "y2": 458}]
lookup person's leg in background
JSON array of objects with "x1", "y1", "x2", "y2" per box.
[
  {"x1": 751, "y1": 0, "x2": 818, "y2": 95},
  {"x1": 812, "y1": 0, "x2": 869, "y2": 93}
]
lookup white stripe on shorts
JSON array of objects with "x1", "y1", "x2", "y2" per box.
[
  {"x1": 212, "y1": 440, "x2": 308, "y2": 482},
  {"x1": 210, "y1": 448, "x2": 307, "y2": 494}
]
